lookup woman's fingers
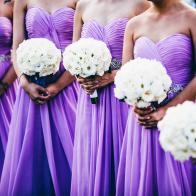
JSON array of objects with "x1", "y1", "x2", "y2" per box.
[
  {"x1": 138, "y1": 120, "x2": 157, "y2": 128},
  {"x1": 38, "y1": 94, "x2": 51, "y2": 101},
  {"x1": 134, "y1": 106, "x2": 153, "y2": 116},
  {"x1": 32, "y1": 94, "x2": 51, "y2": 104},
  {"x1": 137, "y1": 115, "x2": 151, "y2": 123},
  {"x1": 77, "y1": 77, "x2": 94, "y2": 84},
  {"x1": 81, "y1": 84, "x2": 93, "y2": 90},
  {"x1": 27, "y1": 84, "x2": 51, "y2": 104},
  {"x1": 137, "y1": 113, "x2": 158, "y2": 128},
  {"x1": 34, "y1": 99, "x2": 45, "y2": 105},
  {"x1": 77, "y1": 77, "x2": 86, "y2": 84},
  {"x1": 81, "y1": 82, "x2": 99, "y2": 91}
]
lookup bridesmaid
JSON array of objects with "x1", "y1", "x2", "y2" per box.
[
  {"x1": 0, "y1": 0, "x2": 78, "y2": 195},
  {"x1": 71, "y1": 0, "x2": 149, "y2": 195},
  {"x1": 0, "y1": 0, "x2": 16, "y2": 176},
  {"x1": 116, "y1": 0, "x2": 196, "y2": 195}
]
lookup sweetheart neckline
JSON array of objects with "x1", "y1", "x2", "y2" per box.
[
  {"x1": 83, "y1": 18, "x2": 128, "y2": 29},
  {"x1": 27, "y1": 6, "x2": 74, "y2": 16},
  {"x1": 135, "y1": 33, "x2": 191, "y2": 45}
]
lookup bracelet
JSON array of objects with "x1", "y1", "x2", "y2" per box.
[
  {"x1": 110, "y1": 59, "x2": 122, "y2": 71},
  {"x1": 0, "y1": 54, "x2": 11, "y2": 62}
]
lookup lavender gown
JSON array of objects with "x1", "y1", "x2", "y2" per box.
[
  {"x1": 0, "y1": 17, "x2": 16, "y2": 176},
  {"x1": 71, "y1": 19, "x2": 129, "y2": 196},
  {"x1": 116, "y1": 34, "x2": 195, "y2": 196},
  {"x1": 0, "y1": 7, "x2": 78, "y2": 195}
]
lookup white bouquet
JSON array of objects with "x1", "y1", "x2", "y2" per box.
[
  {"x1": 114, "y1": 58, "x2": 172, "y2": 108},
  {"x1": 63, "y1": 38, "x2": 112, "y2": 104},
  {"x1": 158, "y1": 101, "x2": 196, "y2": 161},
  {"x1": 16, "y1": 38, "x2": 61, "y2": 87}
]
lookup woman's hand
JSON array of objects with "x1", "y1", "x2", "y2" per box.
[
  {"x1": 0, "y1": 66, "x2": 17, "y2": 96},
  {"x1": 134, "y1": 106, "x2": 154, "y2": 117},
  {"x1": 26, "y1": 83, "x2": 50, "y2": 104},
  {"x1": 20, "y1": 76, "x2": 50, "y2": 104},
  {"x1": 46, "y1": 83, "x2": 60, "y2": 98},
  {"x1": 77, "y1": 72, "x2": 114, "y2": 94},
  {"x1": 134, "y1": 106, "x2": 167, "y2": 129},
  {"x1": 93, "y1": 72, "x2": 114, "y2": 88},
  {"x1": 77, "y1": 77, "x2": 98, "y2": 95}
]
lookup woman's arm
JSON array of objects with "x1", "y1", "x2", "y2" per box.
[
  {"x1": 163, "y1": 77, "x2": 196, "y2": 108},
  {"x1": 12, "y1": 0, "x2": 26, "y2": 77},
  {"x1": 1, "y1": 66, "x2": 17, "y2": 86},
  {"x1": 122, "y1": 20, "x2": 135, "y2": 64},
  {"x1": 46, "y1": 72, "x2": 75, "y2": 98},
  {"x1": 72, "y1": 1, "x2": 83, "y2": 42},
  {"x1": 0, "y1": 64, "x2": 17, "y2": 96}
]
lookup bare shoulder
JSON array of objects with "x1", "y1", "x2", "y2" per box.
[
  {"x1": 67, "y1": 0, "x2": 78, "y2": 9},
  {"x1": 126, "y1": 10, "x2": 149, "y2": 32},
  {"x1": 184, "y1": 6, "x2": 196, "y2": 25},
  {"x1": 75, "y1": 0, "x2": 89, "y2": 12}
]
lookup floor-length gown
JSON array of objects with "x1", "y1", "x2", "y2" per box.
[
  {"x1": 71, "y1": 19, "x2": 129, "y2": 196},
  {"x1": 0, "y1": 17, "x2": 16, "y2": 176},
  {"x1": 0, "y1": 7, "x2": 78, "y2": 196},
  {"x1": 116, "y1": 34, "x2": 195, "y2": 196}
]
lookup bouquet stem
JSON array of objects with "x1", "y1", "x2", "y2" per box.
[{"x1": 90, "y1": 90, "x2": 98, "y2": 104}]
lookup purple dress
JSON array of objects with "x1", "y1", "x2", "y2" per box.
[
  {"x1": 116, "y1": 34, "x2": 195, "y2": 196},
  {"x1": 71, "y1": 19, "x2": 129, "y2": 196},
  {"x1": 0, "y1": 17, "x2": 16, "y2": 176},
  {"x1": 0, "y1": 7, "x2": 78, "y2": 195}
]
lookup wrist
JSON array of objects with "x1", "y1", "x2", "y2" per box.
[
  {"x1": 47, "y1": 83, "x2": 60, "y2": 97},
  {"x1": 162, "y1": 104, "x2": 170, "y2": 112},
  {"x1": 111, "y1": 70, "x2": 117, "y2": 81},
  {"x1": 158, "y1": 106, "x2": 167, "y2": 117},
  {"x1": 53, "y1": 83, "x2": 61, "y2": 94},
  {"x1": 107, "y1": 71, "x2": 116, "y2": 84},
  {"x1": 56, "y1": 81, "x2": 64, "y2": 92},
  {"x1": 19, "y1": 75, "x2": 30, "y2": 91}
]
